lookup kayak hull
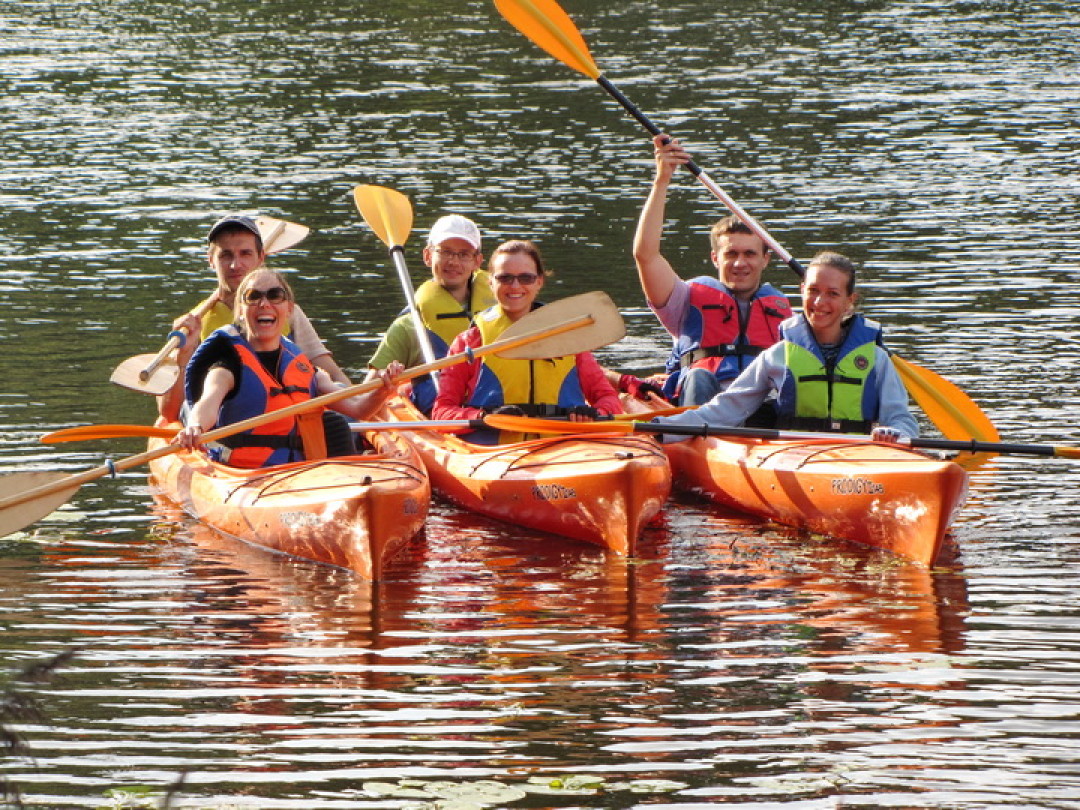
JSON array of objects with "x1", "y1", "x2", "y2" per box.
[
  {"x1": 148, "y1": 423, "x2": 430, "y2": 579},
  {"x1": 382, "y1": 397, "x2": 671, "y2": 555},
  {"x1": 627, "y1": 399, "x2": 968, "y2": 565}
]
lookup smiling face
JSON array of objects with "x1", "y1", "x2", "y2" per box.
[
  {"x1": 710, "y1": 231, "x2": 770, "y2": 301},
  {"x1": 800, "y1": 262, "x2": 857, "y2": 345},
  {"x1": 209, "y1": 229, "x2": 266, "y2": 304},
  {"x1": 489, "y1": 250, "x2": 544, "y2": 322},
  {"x1": 236, "y1": 269, "x2": 294, "y2": 351},
  {"x1": 423, "y1": 237, "x2": 483, "y2": 300}
]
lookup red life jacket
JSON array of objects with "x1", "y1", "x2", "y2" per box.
[{"x1": 669, "y1": 278, "x2": 791, "y2": 383}]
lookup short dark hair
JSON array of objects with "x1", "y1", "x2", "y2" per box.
[
  {"x1": 208, "y1": 215, "x2": 264, "y2": 253},
  {"x1": 709, "y1": 215, "x2": 770, "y2": 254}
]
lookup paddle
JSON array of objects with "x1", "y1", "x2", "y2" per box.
[
  {"x1": 483, "y1": 414, "x2": 1080, "y2": 459},
  {"x1": 255, "y1": 215, "x2": 311, "y2": 255},
  {"x1": 0, "y1": 290, "x2": 624, "y2": 539},
  {"x1": 353, "y1": 184, "x2": 441, "y2": 386},
  {"x1": 41, "y1": 419, "x2": 489, "y2": 443},
  {"x1": 493, "y1": 0, "x2": 999, "y2": 443},
  {"x1": 40, "y1": 402, "x2": 681, "y2": 443},
  {"x1": 891, "y1": 355, "x2": 998, "y2": 444},
  {"x1": 109, "y1": 215, "x2": 313, "y2": 397},
  {"x1": 109, "y1": 293, "x2": 218, "y2": 396}
]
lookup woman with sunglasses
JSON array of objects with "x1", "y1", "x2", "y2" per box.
[
  {"x1": 431, "y1": 240, "x2": 622, "y2": 444},
  {"x1": 174, "y1": 269, "x2": 401, "y2": 467}
]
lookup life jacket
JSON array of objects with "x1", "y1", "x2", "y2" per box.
[
  {"x1": 464, "y1": 304, "x2": 586, "y2": 445},
  {"x1": 196, "y1": 297, "x2": 292, "y2": 341},
  {"x1": 664, "y1": 278, "x2": 791, "y2": 397},
  {"x1": 409, "y1": 271, "x2": 496, "y2": 414},
  {"x1": 185, "y1": 327, "x2": 324, "y2": 468},
  {"x1": 414, "y1": 270, "x2": 496, "y2": 353},
  {"x1": 775, "y1": 313, "x2": 883, "y2": 433}
]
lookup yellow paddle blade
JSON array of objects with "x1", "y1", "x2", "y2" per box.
[
  {"x1": 255, "y1": 216, "x2": 310, "y2": 255},
  {"x1": 892, "y1": 355, "x2": 1000, "y2": 442},
  {"x1": 494, "y1": 0, "x2": 601, "y2": 79},
  {"x1": 353, "y1": 185, "x2": 413, "y2": 249},
  {"x1": 484, "y1": 414, "x2": 634, "y2": 435}
]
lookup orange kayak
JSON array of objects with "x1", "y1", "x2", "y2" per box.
[
  {"x1": 381, "y1": 397, "x2": 671, "y2": 555},
  {"x1": 147, "y1": 422, "x2": 430, "y2": 579},
  {"x1": 625, "y1": 398, "x2": 968, "y2": 565}
]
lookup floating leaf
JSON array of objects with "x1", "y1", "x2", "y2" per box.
[{"x1": 428, "y1": 780, "x2": 528, "y2": 804}]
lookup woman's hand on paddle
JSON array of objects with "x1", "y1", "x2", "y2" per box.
[
  {"x1": 872, "y1": 426, "x2": 905, "y2": 444},
  {"x1": 566, "y1": 405, "x2": 599, "y2": 423},
  {"x1": 376, "y1": 361, "x2": 404, "y2": 393},
  {"x1": 173, "y1": 423, "x2": 204, "y2": 450}
]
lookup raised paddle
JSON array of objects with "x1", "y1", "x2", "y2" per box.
[
  {"x1": 482, "y1": 414, "x2": 1080, "y2": 460},
  {"x1": 109, "y1": 215, "x2": 313, "y2": 397},
  {"x1": 0, "y1": 290, "x2": 624, "y2": 539},
  {"x1": 493, "y1": 0, "x2": 999, "y2": 443},
  {"x1": 353, "y1": 184, "x2": 442, "y2": 385}
]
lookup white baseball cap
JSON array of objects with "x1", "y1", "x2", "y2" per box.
[{"x1": 427, "y1": 214, "x2": 481, "y2": 250}]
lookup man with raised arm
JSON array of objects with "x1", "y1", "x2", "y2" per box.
[{"x1": 633, "y1": 135, "x2": 793, "y2": 417}]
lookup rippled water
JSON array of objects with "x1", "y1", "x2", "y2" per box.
[{"x1": 3, "y1": 1, "x2": 1080, "y2": 807}]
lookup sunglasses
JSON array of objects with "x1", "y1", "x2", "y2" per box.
[
  {"x1": 493, "y1": 273, "x2": 539, "y2": 286},
  {"x1": 242, "y1": 286, "x2": 290, "y2": 304}
]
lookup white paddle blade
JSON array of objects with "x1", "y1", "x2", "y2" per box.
[
  {"x1": 109, "y1": 354, "x2": 180, "y2": 396},
  {"x1": 256, "y1": 216, "x2": 311, "y2": 255},
  {"x1": 496, "y1": 291, "x2": 625, "y2": 359},
  {"x1": 0, "y1": 472, "x2": 83, "y2": 539}
]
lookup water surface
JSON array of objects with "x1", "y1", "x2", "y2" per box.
[{"x1": 2, "y1": 1, "x2": 1080, "y2": 807}]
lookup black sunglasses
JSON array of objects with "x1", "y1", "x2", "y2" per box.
[{"x1": 242, "y1": 286, "x2": 289, "y2": 304}]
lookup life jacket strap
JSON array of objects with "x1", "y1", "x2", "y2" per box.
[
  {"x1": 776, "y1": 415, "x2": 874, "y2": 434},
  {"x1": 217, "y1": 433, "x2": 303, "y2": 450},
  {"x1": 296, "y1": 410, "x2": 327, "y2": 460},
  {"x1": 506, "y1": 403, "x2": 574, "y2": 418},
  {"x1": 680, "y1": 344, "x2": 763, "y2": 367}
]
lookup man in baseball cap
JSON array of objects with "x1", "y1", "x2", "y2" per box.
[
  {"x1": 366, "y1": 213, "x2": 496, "y2": 414},
  {"x1": 206, "y1": 214, "x2": 263, "y2": 246}
]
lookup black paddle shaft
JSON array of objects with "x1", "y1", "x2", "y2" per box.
[
  {"x1": 593, "y1": 75, "x2": 808, "y2": 278},
  {"x1": 632, "y1": 421, "x2": 1068, "y2": 458}
]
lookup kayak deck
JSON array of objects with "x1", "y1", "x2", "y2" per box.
[
  {"x1": 381, "y1": 397, "x2": 671, "y2": 555},
  {"x1": 148, "y1": 423, "x2": 430, "y2": 579}
]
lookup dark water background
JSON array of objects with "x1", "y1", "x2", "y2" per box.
[{"x1": 2, "y1": 1, "x2": 1080, "y2": 807}]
